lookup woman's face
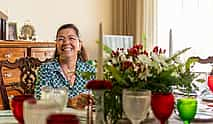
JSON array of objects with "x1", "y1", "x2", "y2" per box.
[{"x1": 56, "y1": 28, "x2": 81, "y2": 59}]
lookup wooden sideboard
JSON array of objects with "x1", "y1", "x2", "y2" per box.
[{"x1": 0, "y1": 40, "x2": 56, "y2": 109}]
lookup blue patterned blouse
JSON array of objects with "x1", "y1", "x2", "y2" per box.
[{"x1": 34, "y1": 58, "x2": 96, "y2": 99}]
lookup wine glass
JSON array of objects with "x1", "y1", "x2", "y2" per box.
[
  {"x1": 46, "y1": 113, "x2": 80, "y2": 124},
  {"x1": 122, "y1": 89, "x2": 151, "y2": 124},
  {"x1": 41, "y1": 86, "x2": 68, "y2": 111},
  {"x1": 208, "y1": 75, "x2": 213, "y2": 92},
  {"x1": 177, "y1": 98, "x2": 197, "y2": 124},
  {"x1": 11, "y1": 95, "x2": 35, "y2": 124}
]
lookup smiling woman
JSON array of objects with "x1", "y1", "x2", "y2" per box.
[{"x1": 34, "y1": 23, "x2": 96, "y2": 110}]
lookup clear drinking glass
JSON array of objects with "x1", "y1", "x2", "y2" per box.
[
  {"x1": 41, "y1": 87, "x2": 68, "y2": 111},
  {"x1": 23, "y1": 99, "x2": 61, "y2": 124},
  {"x1": 122, "y1": 89, "x2": 151, "y2": 124}
]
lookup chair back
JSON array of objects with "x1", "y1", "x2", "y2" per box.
[
  {"x1": 0, "y1": 57, "x2": 51, "y2": 109},
  {"x1": 190, "y1": 56, "x2": 213, "y2": 74},
  {"x1": 103, "y1": 35, "x2": 133, "y2": 51}
]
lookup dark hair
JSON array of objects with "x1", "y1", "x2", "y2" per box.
[
  {"x1": 56, "y1": 23, "x2": 80, "y2": 38},
  {"x1": 54, "y1": 23, "x2": 88, "y2": 62}
]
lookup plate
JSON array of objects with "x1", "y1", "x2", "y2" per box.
[
  {"x1": 174, "y1": 112, "x2": 213, "y2": 122},
  {"x1": 173, "y1": 89, "x2": 197, "y2": 96},
  {"x1": 194, "y1": 112, "x2": 213, "y2": 122},
  {"x1": 0, "y1": 110, "x2": 13, "y2": 117},
  {"x1": 202, "y1": 94, "x2": 213, "y2": 102}
]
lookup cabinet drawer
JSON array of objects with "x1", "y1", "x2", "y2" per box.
[
  {"x1": 2, "y1": 67, "x2": 21, "y2": 85},
  {"x1": 0, "y1": 48, "x2": 26, "y2": 62},
  {"x1": 31, "y1": 48, "x2": 55, "y2": 61}
]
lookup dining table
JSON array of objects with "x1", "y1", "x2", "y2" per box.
[{"x1": 0, "y1": 95, "x2": 213, "y2": 124}]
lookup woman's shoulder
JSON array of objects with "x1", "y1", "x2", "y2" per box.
[
  {"x1": 77, "y1": 59, "x2": 96, "y2": 72},
  {"x1": 39, "y1": 58, "x2": 60, "y2": 70}
]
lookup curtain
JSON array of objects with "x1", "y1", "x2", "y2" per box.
[{"x1": 112, "y1": 0, "x2": 157, "y2": 50}]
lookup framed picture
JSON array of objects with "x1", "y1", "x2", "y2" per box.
[{"x1": 8, "y1": 22, "x2": 17, "y2": 40}]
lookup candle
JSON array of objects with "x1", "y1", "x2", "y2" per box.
[
  {"x1": 169, "y1": 29, "x2": 173, "y2": 57},
  {"x1": 96, "y1": 23, "x2": 104, "y2": 80}
]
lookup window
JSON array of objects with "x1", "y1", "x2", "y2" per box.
[{"x1": 157, "y1": 0, "x2": 213, "y2": 61}]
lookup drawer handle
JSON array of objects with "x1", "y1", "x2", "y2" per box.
[
  {"x1": 4, "y1": 72, "x2": 12, "y2": 78},
  {"x1": 44, "y1": 52, "x2": 48, "y2": 56},
  {"x1": 4, "y1": 53, "x2": 12, "y2": 58}
]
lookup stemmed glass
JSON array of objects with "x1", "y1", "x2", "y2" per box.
[
  {"x1": 208, "y1": 75, "x2": 213, "y2": 92},
  {"x1": 122, "y1": 89, "x2": 151, "y2": 124},
  {"x1": 177, "y1": 98, "x2": 197, "y2": 124},
  {"x1": 46, "y1": 113, "x2": 80, "y2": 124}
]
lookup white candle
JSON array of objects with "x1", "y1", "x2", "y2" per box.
[
  {"x1": 96, "y1": 23, "x2": 104, "y2": 80},
  {"x1": 169, "y1": 29, "x2": 173, "y2": 57}
]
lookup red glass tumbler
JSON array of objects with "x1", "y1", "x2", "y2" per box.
[{"x1": 11, "y1": 95, "x2": 35, "y2": 124}]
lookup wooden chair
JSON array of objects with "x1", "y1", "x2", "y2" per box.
[
  {"x1": 103, "y1": 35, "x2": 133, "y2": 51},
  {"x1": 0, "y1": 57, "x2": 51, "y2": 109},
  {"x1": 190, "y1": 56, "x2": 213, "y2": 74}
]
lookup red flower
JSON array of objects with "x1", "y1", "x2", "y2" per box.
[
  {"x1": 143, "y1": 50, "x2": 149, "y2": 56},
  {"x1": 86, "y1": 80, "x2": 113, "y2": 90},
  {"x1": 133, "y1": 44, "x2": 143, "y2": 49},
  {"x1": 122, "y1": 61, "x2": 133, "y2": 70},
  {"x1": 153, "y1": 46, "x2": 159, "y2": 54},
  {"x1": 127, "y1": 48, "x2": 139, "y2": 56}
]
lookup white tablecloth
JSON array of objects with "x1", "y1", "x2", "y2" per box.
[
  {"x1": 0, "y1": 108, "x2": 88, "y2": 124},
  {"x1": 0, "y1": 107, "x2": 212, "y2": 124}
]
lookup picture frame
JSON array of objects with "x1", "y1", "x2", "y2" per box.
[{"x1": 8, "y1": 22, "x2": 18, "y2": 40}]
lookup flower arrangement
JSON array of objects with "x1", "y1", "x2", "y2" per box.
[
  {"x1": 102, "y1": 44, "x2": 203, "y2": 123},
  {"x1": 82, "y1": 44, "x2": 204, "y2": 124}
]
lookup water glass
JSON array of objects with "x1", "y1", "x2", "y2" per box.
[
  {"x1": 23, "y1": 99, "x2": 60, "y2": 124},
  {"x1": 122, "y1": 89, "x2": 151, "y2": 124},
  {"x1": 41, "y1": 86, "x2": 68, "y2": 111}
]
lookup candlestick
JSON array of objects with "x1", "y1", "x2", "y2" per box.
[
  {"x1": 169, "y1": 29, "x2": 173, "y2": 57},
  {"x1": 96, "y1": 23, "x2": 104, "y2": 80}
]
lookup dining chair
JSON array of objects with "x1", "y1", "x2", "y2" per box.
[
  {"x1": 0, "y1": 57, "x2": 51, "y2": 109},
  {"x1": 190, "y1": 56, "x2": 213, "y2": 74},
  {"x1": 103, "y1": 35, "x2": 133, "y2": 51}
]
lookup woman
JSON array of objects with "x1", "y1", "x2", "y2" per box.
[{"x1": 34, "y1": 23, "x2": 95, "y2": 109}]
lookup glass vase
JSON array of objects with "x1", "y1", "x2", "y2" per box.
[{"x1": 94, "y1": 90, "x2": 105, "y2": 124}]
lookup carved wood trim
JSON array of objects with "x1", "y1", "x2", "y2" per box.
[
  {"x1": 189, "y1": 56, "x2": 213, "y2": 64},
  {"x1": 0, "y1": 57, "x2": 52, "y2": 109}
]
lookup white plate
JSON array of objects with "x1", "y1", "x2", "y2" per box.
[
  {"x1": 173, "y1": 89, "x2": 197, "y2": 96},
  {"x1": 194, "y1": 112, "x2": 213, "y2": 121},
  {"x1": 202, "y1": 94, "x2": 213, "y2": 102},
  {"x1": 174, "y1": 112, "x2": 213, "y2": 122},
  {"x1": 0, "y1": 110, "x2": 13, "y2": 117}
]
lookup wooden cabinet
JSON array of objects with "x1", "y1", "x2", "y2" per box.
[{"x1": 0, "y1": 40, "x2": 55, "y2": 109}]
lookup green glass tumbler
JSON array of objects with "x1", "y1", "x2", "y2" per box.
[{"x1": 177, "y1": 98, "x2": 197, "y2": 124}]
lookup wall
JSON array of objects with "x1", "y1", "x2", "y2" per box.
[{"x1": 0, "y1": 0, "x2": 112, "y2": 60}]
